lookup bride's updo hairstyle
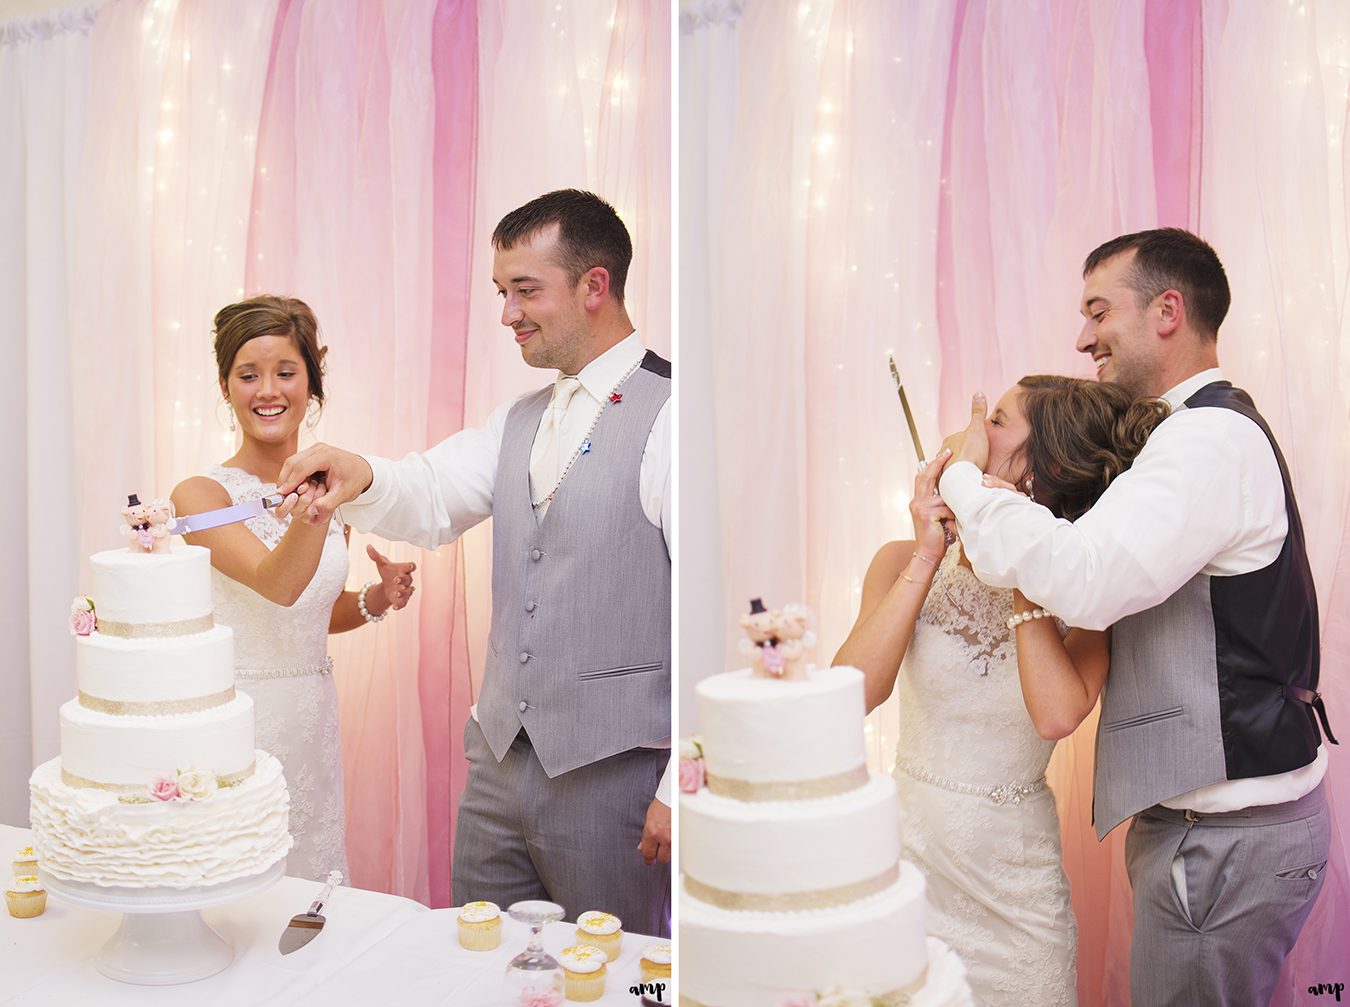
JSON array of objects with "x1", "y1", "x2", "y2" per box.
[
  {"x1": 1014, "y1": 374, "x2": 1169, "y2": 521},
  {"x1": 213, "y1": 295, "x2": 328, "y2": 405}
]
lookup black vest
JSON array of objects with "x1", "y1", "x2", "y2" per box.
[{"x1": 1185, "y1": 381, "x2": 1335, "y2": 774}]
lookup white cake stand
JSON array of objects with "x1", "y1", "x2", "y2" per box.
[{"x1": 40, "y1": 859, "x2": 286, "y2": 985}]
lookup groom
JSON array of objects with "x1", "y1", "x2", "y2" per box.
[
  {"x1": 939, "y1": 228, "x2": 1334, "y2": 1005},
  {"x1": 276, "y1": 190, "x2": 671, "y2": 935}
]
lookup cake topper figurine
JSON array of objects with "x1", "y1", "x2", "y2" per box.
[
  {"x1": 739, "y1": 597, "x2": 816, "y2": 681},
  {"x1": 119, "y1": 494, "x2": 176, "y2": 554}
]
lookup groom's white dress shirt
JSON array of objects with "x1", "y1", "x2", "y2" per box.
[
  {"x1": 941, "y1": 368, "x2": 1327, "y2": 813},
  {"x1": 341, "y1": 333, "x2": 673, "y2": 805}
]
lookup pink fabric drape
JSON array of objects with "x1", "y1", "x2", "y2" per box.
[{"x1": 683, "y1": 2, "x2": 1350, "y2": 1003}]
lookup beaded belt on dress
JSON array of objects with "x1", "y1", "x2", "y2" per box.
[
  {"x1": 237, "y1": 656, "x2": 333, "y2": 681},
  {"x1": 894, "y1": 757, "x2": 1047, "y2": 806}
]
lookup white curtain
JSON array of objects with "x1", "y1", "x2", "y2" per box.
[{"x1": 0, "y1": 3, "x2": 98, "y2": 827}]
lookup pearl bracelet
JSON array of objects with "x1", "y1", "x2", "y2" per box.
[
  {"x1": 358, "y1": 581, "x2": 387, "y2": 623},
  {"x1": 1007, "y1": 608, "x2": 1050, "y2": 630}
]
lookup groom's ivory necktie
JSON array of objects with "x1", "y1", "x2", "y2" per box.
[{"x1": 529, "y1": 375, "x2": 584, "y2": 518}]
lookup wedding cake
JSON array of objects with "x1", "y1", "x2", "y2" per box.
[
  {"x1": 679, "y1": 601, "x2": 972, "y2": 1007},
  {"x1": 29, "y1": 507, "x2": 292, "y2": 890}
]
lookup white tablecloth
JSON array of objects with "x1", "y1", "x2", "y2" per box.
[{"x1": 0, "y1": 825, "x2": 665, "y2": 1006}]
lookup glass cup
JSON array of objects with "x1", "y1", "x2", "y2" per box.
[{"x1": 504, "y1": 900, "x2": 566, "y2": 994}]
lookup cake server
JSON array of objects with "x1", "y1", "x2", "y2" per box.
[
  {"x1": 169, "y1": 494, "x2": 284, "y2": 535},
  {"x1": 279, "y1": 870, "x2": 343, "y2": 955}
]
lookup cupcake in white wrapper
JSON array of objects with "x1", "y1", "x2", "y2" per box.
[
  {"x1": 639, "y1": 941, "x2": 671, "y2": 982},
  {"x1": 559, "y1": 944, "x2": 608, "y2": 1001},
  {"x1": 6, "y1": 875, "x2": 45, "y2": 918},
  {"x1": 456, "y1": 900, "x2": 502, "y2": 951},
  {"x1": 574, "y1": 910, "x2": 622, "y2": 962}
]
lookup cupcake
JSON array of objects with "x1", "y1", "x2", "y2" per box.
[
  {"x1": 559, "y1": 945, "x2": 607, "y2": 1002},
  {"x1": 6, "y1": 875, "x2": 46, "y2": 918},
  {"x1": 574, "y1": 910, "x2": 622, "y2": 962},
  {"x1": 11, "y1": 846, "x2": 36, "y2": 878},
  {"x1": 456, "y1": 901, "x2": 502, "y2": 951},
  {"x1": 639, "y1": 941, "x2": 671, "y2": 982}
]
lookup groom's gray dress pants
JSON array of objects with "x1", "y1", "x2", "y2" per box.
[
  {"x1": 451, "y1": 718, "x2": 671, "y2": 937},
  {"x1": 1125, "y1": 782, "x2": 1328, "y2": 1006}
]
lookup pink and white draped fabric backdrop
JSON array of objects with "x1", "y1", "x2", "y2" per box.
[
  {"x1": 681, "y1": 0, "x2": 1348, "y2": 1003},
  {"x1": 5, "y1": 0, "x2": 668, "y2": 907}
]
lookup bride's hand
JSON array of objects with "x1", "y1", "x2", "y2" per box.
[
  {"x1": 368, "y1": 544, "x2": 416, "y2": 610},
  {"x1": 909, "y1": 448, "x2": 955, "y2": 561},
  {"x1": 980, "y1": 472, "x2": 1019, "y2": 493}
]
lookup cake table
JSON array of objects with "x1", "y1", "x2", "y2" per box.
[{"x1": 2, "y1": 825, "x2": 666, "y2": 1005}]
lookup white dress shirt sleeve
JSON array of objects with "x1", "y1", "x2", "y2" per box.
[
  {"x1": 645, "y1": 398, "x2": 672, "y2": 556},
  {"x1": 938, "y1": 407, "x2": 1281, "y2": 630},
  {"x1": 654, "y1": 756, "x2": 672, "y2": 807},
  {"x1": 339, "y1": 395, "x2": 519, "y2": 550}
]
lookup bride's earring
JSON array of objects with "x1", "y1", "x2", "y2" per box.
[
  {"x1": 1025, "y1": 474, "x2": 1035, "y2": 500},
  {"x1": 305, "y1": 398, "x2": 321, "y2": 430},
  {"x1": 225, "y1": 399, "x2": 236, "y2": 433}
]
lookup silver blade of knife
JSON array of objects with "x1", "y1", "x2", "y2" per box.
[
  {"x1": 169, "y1": 494, "x2": 284, "y2": 536},
  {"x1": 279, "y1": 870, "x2": 342, "y2": 955}
]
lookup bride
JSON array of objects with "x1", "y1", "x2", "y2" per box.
[
  {"x1": 171, "y1": 295, "x2": 416, "y2": 880},
  {"x1": 834, "y1": 374, "x2": 1167, "y2": 1006}
]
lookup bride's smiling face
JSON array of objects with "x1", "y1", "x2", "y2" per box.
[
  {"x1": 221, "y1": 335, "x2": 310, "y2": 446},
  {"x1": 985, "y1": 384, "x2": 1031, "y2": 485}
]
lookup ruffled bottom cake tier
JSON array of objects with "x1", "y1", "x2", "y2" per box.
[{"x1": 29, "y1": 751, "x2": 292, "y2": 889}]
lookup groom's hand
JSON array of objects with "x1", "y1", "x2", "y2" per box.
[
  {"x1": 941, "y1": 392, "x2": 990, "y2": 471},
  {"x1": 276, "y1": 444, "x2": 374, "y2": 523},
  {"x1": 637, "y1": 797, "x2": 671, "y2": 865}
]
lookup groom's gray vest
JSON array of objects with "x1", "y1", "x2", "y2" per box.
[
  {"x1": 477, "y1": 351, "x2": 671, "y2": 778},
  {"x1": 1093, "y1": 381, "x2": 1335, "y2": 838}
]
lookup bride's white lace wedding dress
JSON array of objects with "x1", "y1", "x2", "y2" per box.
[
  {"x1": 894, "y1": 543, "x2": 1077, "y2": 1006},
  {"x1": 207, "y1": 466, "x2": 350, "y2": 881}
]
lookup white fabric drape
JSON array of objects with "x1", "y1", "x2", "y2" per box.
[
  {"x1": 463, "y1": 0, "x2": 672, "y2": 681},
  {"x1": 0, "y1": 4, "x2": 98, "y2": 827}
]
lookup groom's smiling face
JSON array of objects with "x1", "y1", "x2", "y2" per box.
[
  {"x1": 1077, "y1": 250, "x2": 1162, "y2": 397},
  {"x1": 493, "y1": 224, "x2": 590, "y2": 374}
]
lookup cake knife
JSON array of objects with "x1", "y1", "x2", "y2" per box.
[
  {"x1": 169, "y1": 494, "x2": 285, "y2": 535},
  {"x1": 279, "y1": 870, "x2": 343, "y2": 955},
  {"x1": 888, "y1": 354, "x2": 927, "y2": 465}
]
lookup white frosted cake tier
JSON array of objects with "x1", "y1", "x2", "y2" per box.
[
  {"x1": 76, "y1": 624, "x2": 235, "y2": 711},
  {"x1": 679, "y1": 862, "x2": 929, "y2": 1007},
  {"x1": 88, "y1": 544, "x2": 214, "y2": 629},
  {"x1": 696, "y1": 666, "x2": 867, "y2": 795},
  {"x1": 58, "y1": 693, "x2": 256, "y2": 787},
  {"x1": 681, "y1": 773, "x2": 900, "y2": 902},
  {"x1": 29, "y1": 752, "x2": 292, "y2": 889}
]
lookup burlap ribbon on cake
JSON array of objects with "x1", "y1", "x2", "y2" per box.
[
  {"x1": 78, "y1": 687, "x2": 235, "y2": 716},
  {"x1": 704, "y1": 763, "x2": 869, "y2": 801},
  {"x1": 684, "y1": 862, "x2": 898, "y2": 912},
  {"x1": 61, "y1": 762, "x2": 255, "y2": 794},
  {"x1": 96, "y1": 614, "x2": 214, "y2": 639}
]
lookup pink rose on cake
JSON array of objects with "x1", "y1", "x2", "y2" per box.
[
  {"x1": 147, "y1": 774, "x2": 180, "y2": 802},
  {"x1": 69, "y1": 597, "x2": 96, "y2": 636},
  {"x1": 175, "y1": 769, "x2": 217, "y2": 802},
  {"x1": 678, "y1": 735, "x2": 706, "y2": 794},
  {"x1": 679, "y1": 757, "x2": 705, "y2": 794}
]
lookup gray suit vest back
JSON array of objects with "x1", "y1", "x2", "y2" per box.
[
  {"x1": 1093, "y1": 381, "x2": 1329, "y2": 838},
  {"x1": 477, "y1": 352, "x2": 671, "y2": 777}
]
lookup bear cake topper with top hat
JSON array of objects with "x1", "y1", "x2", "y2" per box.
[{"x1": 738, "y1": 597, "x2": 817, "y2": 681}]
